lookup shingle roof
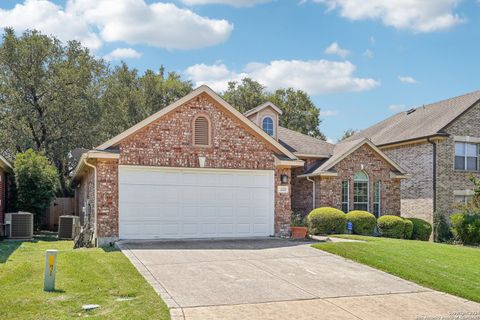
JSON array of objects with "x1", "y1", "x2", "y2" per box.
[
  {"x1": 278, "y1": 126, "x2": 334, "y2": 157},
  {"x1": 346, "y1": 90, "x2": 480, "y2": 146}
]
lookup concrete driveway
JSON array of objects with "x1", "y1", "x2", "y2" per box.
[{"x1": 119, "y1": 239, "x2": 480, "y2": 320}]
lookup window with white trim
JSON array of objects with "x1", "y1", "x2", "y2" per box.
[
  {"x1": 353, "y1": 171, "x2": 369, "y2": 211},
  {"x1": 454, "y1": 195, "x2": 473, "y2": 205},
  {"x1": 194, "y1": 116, "x2": 210, "y2": 146},
  {"x1": 373, "y1": 181, "x2": 381, "y2": 217},
  {"x1": 342, "y1": 180, "x2": 349, "y2": 213},
  {"x1": 455, "y1": 142, "x2": 479, "y2": 171},
  {"x1": 262, "y1": 116, "x2": 274, "y2": 136}
]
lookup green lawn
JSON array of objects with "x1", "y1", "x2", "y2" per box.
[
  {"x1": 312, "y1": 235, "x2": 480, "y2": 303},
  {"x1": 0, "y1": 239, "x2": 170, "y2": 320}
]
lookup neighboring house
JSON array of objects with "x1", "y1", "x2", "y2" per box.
[
  {"x1": 347, "y1": 90, "x2": 480, "y2": 223},
  {"x1": 0, "y1": 155, "x2": 12, "y2": 236},
  {"x1": 72, "y1": 86, "x2": 406, "y2": 246}
]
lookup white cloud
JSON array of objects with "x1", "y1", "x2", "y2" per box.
[
  {"x1": 104, "y1": 48, "x2": 142, "y2": 61},
  {"x1": 185, "y1": 63, "x2": 248, "y2": 91},
  {"x1": 388, "y1": 104, "x2": 407, "y2": 112},
  {"x1": 363, "y1": 49, "x2": 374, "y2": 58},
  {"x1": 314, "y1": 0, "x2": 464, "y2": 32},
  {"x1": 0, "y1": 0, "x2": 233, "y2": 51},
  {"x1": 321, "y1": 110, "x2": 338, "y2": 116},
  {"x1": 0, "y1": 0, "x2": 102, "y2": 50},
  {"x1": 324, "y1": 42, "x2": 350, "y2": 58},
  {"x1": 186, "y1": 59, "x2": 379, "y2": 94},
  {"x1": 398, "y1": 76, "x2": 419, "y2": 84},
  {"x1": 326, "y1": 137, "x2": 337, "y2": 144},
  {"x1": 181, "y1": 0, "x2": 271, "y2": 7}
]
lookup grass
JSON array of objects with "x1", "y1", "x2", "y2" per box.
[
  {"x1": 0, "y1": 239, "x2": 170, "y2": 320},
  {"x1": 312, "y1": 235, "x2": 480, "y2": 303}
]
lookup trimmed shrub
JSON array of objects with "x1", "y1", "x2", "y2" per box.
[
  {"x1": 451, "y1": 213, "x2": 480, "y2": 245},
  {"x1": 433, "y1": 211, "x2": 452, "y2": 243},
  {"x1": 403, "y1": 218, "x2": 413, "y2": 239},
  {"x1": 408, "y1": 218, "x2": 432, "y2": 241},
  {"x1": 345, "y1": 210, "x2": 376, "y2": 235},
  {"x1": 307, "y1": 207, "x2": 346, "y2": 235},
  {"x1": 377, "y1": 215, "x2": 406, "y2": 239}
]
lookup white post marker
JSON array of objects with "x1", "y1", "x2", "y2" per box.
[{"x1": 44, "y1": 250, "x2": 58, "y2": 292}]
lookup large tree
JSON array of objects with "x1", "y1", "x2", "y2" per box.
[
  {"x1": 222, "y1": 78, "x2": 325, "y2": 139},
  {"x1": 268, "y1": 88, "x2": 325, "y2": 139},
  {"x1": 222, "y1": 78, "x2": 267, "y2": 113},
  {"x1": 99, "y1": 64, "x2": 193, "y2": 140},
  {"x1": 0, "y1": 28, "x2": 105, "y2": 195},
  {"x1": 0, "y1": 29, "x2": 193, "y2": 195}
]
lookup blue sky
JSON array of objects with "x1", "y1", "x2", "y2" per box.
[{"x1": 1, "y1": 0, "x2": 479, "y2": 142}]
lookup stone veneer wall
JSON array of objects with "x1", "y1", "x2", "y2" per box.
[
  {"x1": 87, "y1": 92, "x2": 293, "y2": 242},
  {"x1": 383, "y1": 142, "x2": 434, "y2": 223},
  {"x1": 316, "y1": 144, "x2": 401, "y2": 215},
  {"x1": 436, "y1": 101, "x2": 480, "y2": 218}
]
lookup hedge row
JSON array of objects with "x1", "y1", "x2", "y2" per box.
[{"x1": 306, "y1": 207, "x2": 432, "y2": 241}]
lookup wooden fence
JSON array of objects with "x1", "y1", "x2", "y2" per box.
[{"x1": 45, "y1": 197, "x2": 76, "y2": 231}]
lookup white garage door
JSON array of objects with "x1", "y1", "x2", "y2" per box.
[{"x1": 119, "y1": 166, "x2": 275, "y2": 239}]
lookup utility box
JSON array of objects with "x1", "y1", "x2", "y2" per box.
[
  {"x1": 9, "y1": 212, "x2": 34, "y2": 239},
  {"x1": 58, "y1": 215, "x2": 80, "y2": 240}
]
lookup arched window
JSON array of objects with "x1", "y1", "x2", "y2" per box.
[
  {"x1": 193, "y1": 115, "x2": 210, "y2": 146},
  {"x1": 353, "y1": 171, "x2": 369, "y2": 211},
  {"x1": 262, "y1": 116, "x2": 274, "y2": 136}
]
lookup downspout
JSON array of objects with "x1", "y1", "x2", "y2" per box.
[
  {"x1": 307, "y1": 177, "x2": 316, "y2": 210},
  {"x1": 83, "y1": 157, "x2": 98, "y2": 247},
  {"x1": 427, "y1": 138, "x2": 437, "y2": 212}
]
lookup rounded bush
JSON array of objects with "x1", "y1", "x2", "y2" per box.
[
  {"x1": 451, "y1": 213, "x2": 480, "y2": 245},
  {"x1": 307, "y1": 207, "x2": 346, "y2": 235},
  {"x1": 377, "y1": 215, "x2": 406, "y2": 239},
  {"x1": 407, "y1": 218, "x2": 432, "y2": 241},
  {"x1": 403, "y1": 218, "x2": 413, "y2": 239},
  {"x1": 345, "y1": 210, "x2": 376, "y2": 235}
]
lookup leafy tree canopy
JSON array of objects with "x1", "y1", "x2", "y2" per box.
[
  {"x1": 222, "y1": 78, "x2": 325, "y2": 139},
  {"x1": 14, "y1": 149, "x2": 59, "y2": 227}
]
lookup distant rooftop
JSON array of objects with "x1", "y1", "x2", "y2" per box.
[{"x1": 346, "y1": 90, "x2": 480, "y2": 146}]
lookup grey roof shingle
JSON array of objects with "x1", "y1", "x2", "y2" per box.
[
  {"x1": 278, "y1": 126, "x2": 334, "y2": 157},
  {"x1": 346, "y1": 90, "x2": 480, "y2": 146}
]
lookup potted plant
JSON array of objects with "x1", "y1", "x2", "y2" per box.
[{"x1": 291, "y1": 212, "x2": 308, "y2": 239}]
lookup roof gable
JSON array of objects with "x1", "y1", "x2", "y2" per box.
[
  {"x1": 244, "y1": 102, "x2": 283, "y2": 117},
  {"x1": 96, "y1": 85, "x2": 297, "y2": 160},
  {"x1": 0, "y1": 155, "x2": 12, "y2": 171},
  {"x1": 301, "y1": 138, "x2": 407, "y2": 177},
  {"x1": 347, "y1": 90, "x2": 480, "y2": 146}
]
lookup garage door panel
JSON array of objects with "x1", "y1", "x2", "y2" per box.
[{"x1": 119, "y1": 166, "x2": 274, "y2": 239}]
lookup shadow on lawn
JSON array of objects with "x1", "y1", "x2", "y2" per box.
[
  {"x1": 0, "y1": 240, "x2": 22, "y2": 264},
  {"x1": 0, "y1": 231, "x2": 61, "y2": 263}
]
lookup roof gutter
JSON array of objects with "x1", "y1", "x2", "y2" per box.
[
  {"x1": 83, "y1": 158, "x2": 98, "y2": 247},
  {"x1": 306, "y1": 176, "x2": 316, "y2": 209},
  {"x1": 427, "y1": 138, "x2": 437, "y2": 213},
  {"x1": 378, "y1": 133, "x2": 449, "y2": 149}
]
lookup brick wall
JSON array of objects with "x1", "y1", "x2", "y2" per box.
[
  {"x1": 119, "y1": 93, "x2": 276, "y2": 170},
  {"x1": 291, "y1": 158, "x2": 320, "y2": 216},
  {"x1": 89, "y1": 92, "x2": 293, "y2": 241},
  {"x1": 437, "y1": 102, "x2": 480, "y2": 217},
  {"x1": 383, "y1": 142, "x2": 434, "y2": 223},
  {"x1": 275, "y1": 167, "x2": 292, "y2": 236},
  {"x1": 314, "y1": 144, "x2": 401, "y2": 215}
]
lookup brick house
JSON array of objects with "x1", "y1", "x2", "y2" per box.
[
  {"x1": 0, "y1": 155, "x2": 12, "y2": 236},
  {"x1": 347, "y1": 90, "x2": 480, "y2": 223},
  {"x1": 72, "y1": 86, "x2": 406, "y2": 246}
]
